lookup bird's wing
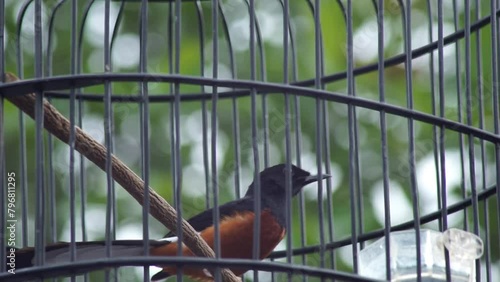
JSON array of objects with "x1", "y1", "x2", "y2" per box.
[{"x1": 164, "y1": 196, "x2": 254, "y2": 237}]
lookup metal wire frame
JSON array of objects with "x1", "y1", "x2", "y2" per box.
[{"x1": 0, "y1": 1, "x2": 498, "y2": 282}]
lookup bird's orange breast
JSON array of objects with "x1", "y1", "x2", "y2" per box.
[{"x1": 150, "y1": 209, "x2": 285, "y2": 281}]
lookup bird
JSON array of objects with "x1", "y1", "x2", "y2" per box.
[{"x1": 8, "y1": 164, "x2": 330, "y2": 281}]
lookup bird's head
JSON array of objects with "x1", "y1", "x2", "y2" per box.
[{"x1": 245, "y1": 164, "x2": 330, "y2": 199}]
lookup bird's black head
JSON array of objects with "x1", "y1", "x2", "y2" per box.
[{"x1": 245, "y1": 164, "x2": 329, "y2": 199}]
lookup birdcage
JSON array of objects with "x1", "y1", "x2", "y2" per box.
[{"x1": 0, "y1": 0, "x2": 498, "y2": 282}]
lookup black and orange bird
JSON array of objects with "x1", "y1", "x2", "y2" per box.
[{"x1": 9, "y1": 164, "x2": 329, "y2": 281}]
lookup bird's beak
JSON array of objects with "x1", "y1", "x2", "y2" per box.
[{"x1": 303, "y1": 173, "x2": 331, "y2": 185}]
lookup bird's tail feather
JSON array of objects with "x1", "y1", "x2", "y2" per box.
[
  {"x1": 5, "y1": 239, "x2": 172, "y2": 280},
  {"x1": 9, "y1": 240, "x2": 171, "y2": 268}
]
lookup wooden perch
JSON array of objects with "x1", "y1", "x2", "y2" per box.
[{"x1": 3, "y1": 72, "x2": 240, "y2": 282}]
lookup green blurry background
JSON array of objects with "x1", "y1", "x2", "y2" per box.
[{"x1": 2, "y1": 0, "x2": 498, "y2": 281}]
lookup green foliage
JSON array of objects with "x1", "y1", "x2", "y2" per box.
[{"x1": 2, "y1": 0, "x2": 498, "y2": 280}]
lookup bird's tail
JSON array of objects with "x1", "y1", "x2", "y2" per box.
[{"x1": 5, "y1": 240, "x2": 172, "y2": 279}]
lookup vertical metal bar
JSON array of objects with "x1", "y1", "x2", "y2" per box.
[
  {"x1": 257, "y1": 27, "x2": 269, "y2": 169},
  {"x1": 375, "y1": 0, "x2": 391, "y2": 280},
  {"x1": 46, "y1": 1, "x2": 63, "y2": 76},
  {"x1": 314, "y1": 104, "x2": 325, "y2": 273},
  {"x1": 68, "y1": 2, "x2": 78, "y2": 281},
  {"x1": 110, "y1": 1, "x2": 125, "y2": 54},
  {"x1": 34, "y1": 0, "x2": 46, "y2": 268},
  {"x1": 425, "y1": 0, "x2": 443, "y2": 232},
  {"x1": 15, "y1": 13, "x2": 33, "y2": 215},
  {"x1": 77, "y1": 70, "x2": 89, "y2": 282},
  {"x1": 318, "y1": 2, "x2": 334, "y2": 270},
  {"x1": 491, "y1": 0, "x2": 500, "y2": 273},
  {"x1": 245, "y1": 8, "x2": 268, "y2": 171},
  {"x1": 165, "y1": 2, "x2": 181, "y2": 280},
  {"x1": 312, "y1": 0, "x2": 326, "y2": 275},
  {"x1": 346, "y1": 0, "x2": 359, "y2": 273},
  {"x1": 103, "y1": 1, "x2": 116, "y2": 281},
  {"x1": 211, "y1": 1, "x2": 222, "y2": 281},
  {"x1": 294, "y1": 108, "x2": 306, "y2": 269},
  {"x1": 43, "y1": 1, "x2": 63, "y2": 264},
  {"x1": 400, "y1": 1, "x2": 421, "y2": 281},
  {"x1": 436, "y1": 1, "x2": 451, "y2": 280},
  {"x1": 463, "y1": 2, "x2": 481, "y2": 280},
  {"x1": 19, "y1": 110, "x2": 29, "y2": 244},
  {"x1": 15, "y1": 2, "x2": 28, "y2": 81},
  {"x1": 167, "y1": 0, "x2": 175, "y2": 238},
  {"x1": 474, "y1": 1, "x2": 491, "y2": 280},
  {"x1": 282, "y1": 1, "x2": 293, "y2": 281},
  {"x1": 329, "y1": 0, "x2": 362, "y2": 251},
  {"x1": 284, "y1": 111, "x2": 292, "y2": 278},
  {"x1": 202, "y1": 101, "x2": 211, "y2": 208},
  {"x1": 294, "y1": 119, "x2": 307, "y2": 282},
  {"x1": 349, "y1": 16, "x2": 364, "y2": 255},
  {"x1": 171, "y1": 1, "x2": 184, "y2": 281},
  {"x1": 216, "y1": 2, "x2": 241, "y2": 200},
  {"x1": 76, "y1": 7, "x2": 103, "y2": 281},
  {"x1": 15, "y1": 1, "x2": 29, "y2": 255},
  {"x1": 139, "y1": 0, "x2": 151, "y2": 280},
  {"x1": 287, "y1": 1, "x2": 308, "y2": 275},
  {"x1": 44, "y1": 1, "x2": 62, "y2": 251},
  {"x1": 261, "y1": 102, "x2": 269, "y2": 168},
  {"x1": 219, "y1": 4, "x2": 236, "y2": 79},
  {"x1": 193, "y1": 1, "x2": 211, "y2": 210},
  {"x1": 452, "y1": 0, "x2": 468, "y2": 230},
  {"x1": 231, "y1": 98, "x2": 241, "y2": 199},
  {"x1": 166, "y1": 8, "x2": 179, "y2": 282},
  {"x1": 295, "y1": 116, "x2": 308, "y2": 274},
  {"x1": 427, "y1": 1, "x2": 443, "y2": 226},
  {"x1": 322, "y1": 102, "x2": 334, "y2": 270},
  {"x1": 248, "y1": 2, "x2": 261, "y2": 281},
  {"x1": 76, "y1": 0, "x2": 86, "y2": 202}
]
